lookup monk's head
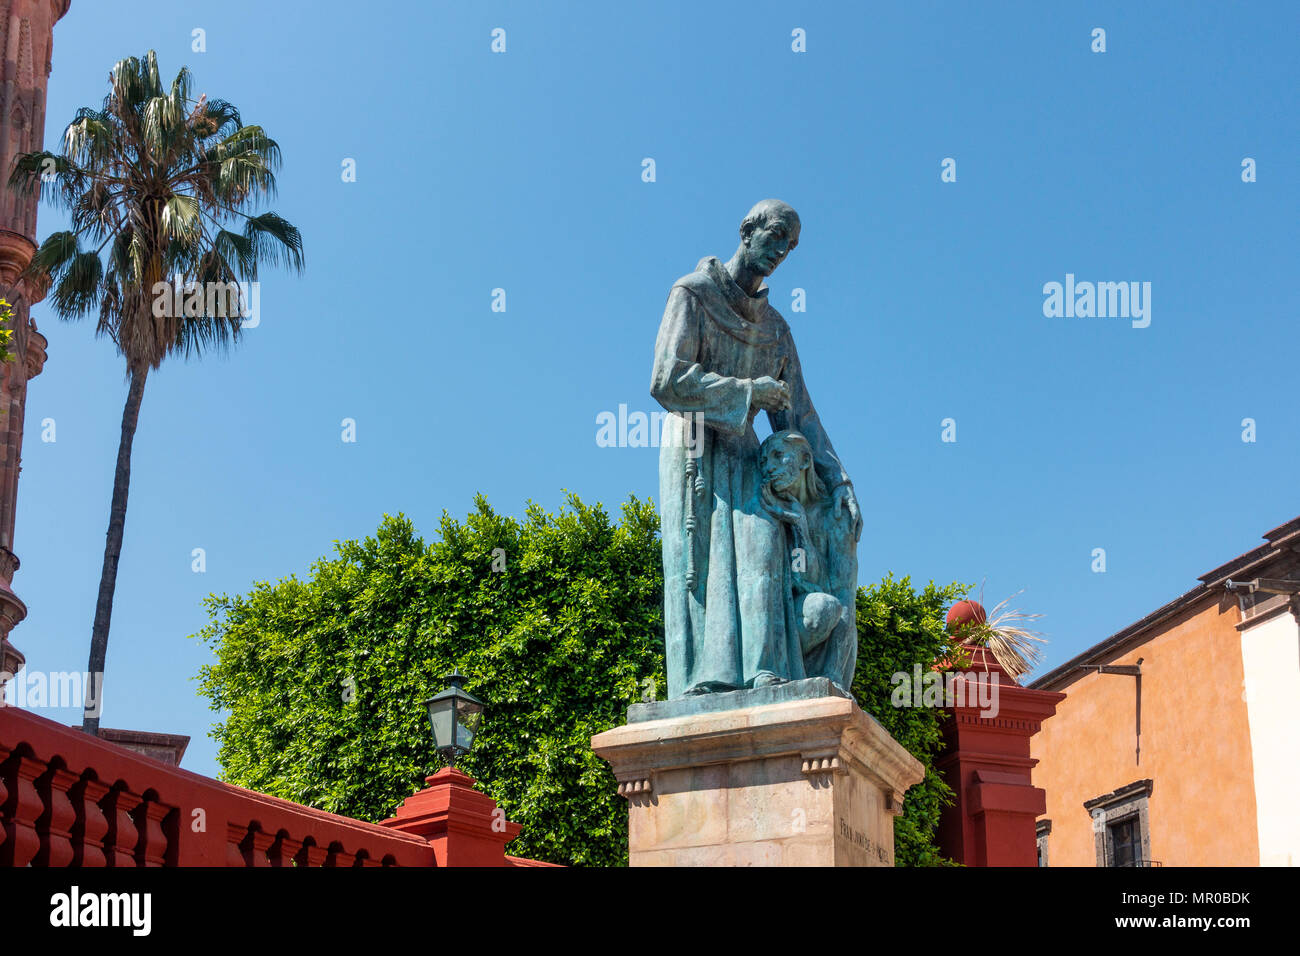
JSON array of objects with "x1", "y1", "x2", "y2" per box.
[{"x1": 738, "y1": 200, "x2": 800, "y2": 277}]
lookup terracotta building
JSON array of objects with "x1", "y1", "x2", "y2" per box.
[
  {"x1": 1029, "y1": 516, "x2": 1300, "y2": 867},
  {"x1": 0, "y1": 0, "x2": 70, "y2": 686}
]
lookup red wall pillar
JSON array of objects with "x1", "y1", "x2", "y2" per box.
[
  {"x1": 380, "y1": 767, "x2": 523, "y2": 867},
  {"x1": 936, "y1": 646, "x2": 1065, "y2": 866}
]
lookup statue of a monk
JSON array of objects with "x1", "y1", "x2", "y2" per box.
[{"x1": 650, "y1": 199, "x2": 862, "y2": 699}]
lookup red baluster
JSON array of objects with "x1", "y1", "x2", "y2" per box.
[
  {"x1": 38, "y1": 765, "x2": 78, "y2": 866},
  {"x1": 101, "y1": 785, "x2": 142, "y2": 867},
  {"x1": 226, "y1": 823, "x2": 249, "y2": 866},
  {"x1": 2, "y1": 755, "x2": 45, "y2": 866},
  {"x1": 132, "y1": 798, "x2": 171, "y2": 867},
  {"x1": 246, "y1": 828, "x2": 275, "y2": 867},
  {"x1": 295, "y1": 838, "x2": 329, "y2": 867},
  {"x1": 268, "y1": 831, "x2": 303, "y2": 867},
  {"x1": 73, "y1": 777, "x2": 111, "y2": 867},
  {"x1": 0, "y1": 743, "x2": 9, "y2": 855},
  {"x1": 325, "y1": 842, "x2": 355, "y2": 867}
]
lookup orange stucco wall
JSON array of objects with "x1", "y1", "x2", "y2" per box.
[{"x1": 1031, "y1": 596, "x2": 1259, "y2": 866}]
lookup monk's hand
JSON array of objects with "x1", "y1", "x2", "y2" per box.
[
  {"x1": 751, "y1": 376, "x2": 792, "y2": 412},
  {"x1": 833, "y1": 483, "x2": 863, "y2": 542}
]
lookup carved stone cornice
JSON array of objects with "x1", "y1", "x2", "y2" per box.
[
  {"x1": 1, "y1": 637, "x2": 24, "y2": 679},
  {"x1": 0, "y1": 231, "x2": 35, "y2": 288},
  {"x1": 22, "y1": 268, "x2": 50, "y2": 306},
  {"x1": 616, "y1": 776, "x2": 654, "y2": 807},
  {"x1": 0, "y1": 547, "x2": 19, "y2": 582},
  {"x1": 24, "y1": 323, "x2": 45, "y2": 379},
  {"x1": 0, "y1": 581, "x2": 28, "y2": 633}
]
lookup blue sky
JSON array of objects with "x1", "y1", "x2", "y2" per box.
[{"x1": 12, "y1": 0, "x2": 1298, "y2": 778}]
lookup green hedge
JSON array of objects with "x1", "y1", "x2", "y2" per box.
[{"x1": 196, "y1": 494, "x2": 963, "y2": 865}]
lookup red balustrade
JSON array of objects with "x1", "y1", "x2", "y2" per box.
[{"x1": 1, "y1": 704, "x2": 552, "y2": 867}]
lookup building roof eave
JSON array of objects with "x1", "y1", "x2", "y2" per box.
[
  {"x1": 1028, "y1": 515, "x2": 1300, "y2": 693},
  {"x1": 1028, "y1": 582, "x2": 1211, "y2": 691}
]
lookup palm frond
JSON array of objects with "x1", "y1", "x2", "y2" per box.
[
  {"x1": 199, "y1": 98, "x2": 242, "y2": 139},
  {"x1": 48, "y1": 251, "x2": 105, "y2": 318},
  {"x1": 16, "y1": 49, "x2": 302, "y2": 369},
  {"x1": 160, "y1": 194, "x2": 202, "y2": 244},
  {"x1": 210, "y1": 229, "x2": 255, "y2": 277},
  {"x1": 143, "y1": 92, "x2": 187, "y2": 152},
  {"x1": 243, "y1": 212, "x2": 304, "y2": 274},
  {"x1": 959, "y1": 589, "x2": 1047, "y2": 679},
  {"x1": 26, "y1": 230, "x2": 80, "y2": 277},
  {"x1": 8, "y1": 150, "x2": 59, "y2": 197}
]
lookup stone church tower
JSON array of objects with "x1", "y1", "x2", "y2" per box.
[{"x1": 0, "y1": 0, "x2": 70, "y2": 682}]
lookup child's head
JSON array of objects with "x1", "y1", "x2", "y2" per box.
[{"x1": 759, "y1": 431, "x2": 826, "y2": 500}]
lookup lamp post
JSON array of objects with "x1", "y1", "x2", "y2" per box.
[
  {"x1": 424, "y1": 669, "x2": 485, "y2": 769},
  {"x1": 384, "y1": 671, "x2": 530, "y2": 865}
]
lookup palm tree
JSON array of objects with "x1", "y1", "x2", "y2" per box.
[{"x1": 9, "y1": 51, "x2": 304, "y2": 734}]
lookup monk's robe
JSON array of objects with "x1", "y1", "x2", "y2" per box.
[{"x1": 651, "y1": 256, "x2": 853, "y2": 698}]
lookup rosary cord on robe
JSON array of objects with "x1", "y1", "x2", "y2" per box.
[{"x1": 684, "y1": 416, "x2": 703, "y2": 589}]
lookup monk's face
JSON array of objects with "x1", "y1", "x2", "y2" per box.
[
  {"x1": 762, "y1": 437, "x2": 810, "y2": 493},
  {"x1": 744, "y1": 216, "x2": 797, "y2": 276}
]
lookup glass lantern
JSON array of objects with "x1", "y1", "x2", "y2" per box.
[{"x1": 423, "y1": 669, "x2": 485, "y2": 768}]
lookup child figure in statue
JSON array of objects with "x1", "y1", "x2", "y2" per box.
[{"x1": 753, "y1": 430, "x2": 859, "y2": 691}]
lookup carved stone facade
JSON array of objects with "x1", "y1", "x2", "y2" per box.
[{"x1": 0, "y1": 0, "x2": 70, "y2": 682}]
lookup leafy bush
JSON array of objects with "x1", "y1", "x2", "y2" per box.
[
  {"x1": 853, "y1": 575, "x2": 969, "y2": 866},
  {"x1": 0, "y1": 299, "x2": 13, "y2": 364},
  {"x1": 197, "y1": 495, "x2": 663, "y2": 866},
  {"x1": 196, "y1": 495, "x2": 963, "y2": 865}
]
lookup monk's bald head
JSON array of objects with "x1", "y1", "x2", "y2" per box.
[{"x1": 740, "y1": 200, "x2": 801, "y2": 249}]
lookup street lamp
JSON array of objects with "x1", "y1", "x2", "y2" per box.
[{"x1": 424, "y1": 669, "x2": 485, "y2": 769}]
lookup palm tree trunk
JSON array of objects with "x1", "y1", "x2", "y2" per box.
[{"x1": 82, "y1": 364, "x2": 148, "y2": 735}]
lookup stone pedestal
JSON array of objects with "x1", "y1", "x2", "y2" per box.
[{"x1": 591, "y1": 679, "x2": 924, "y2": 866}]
